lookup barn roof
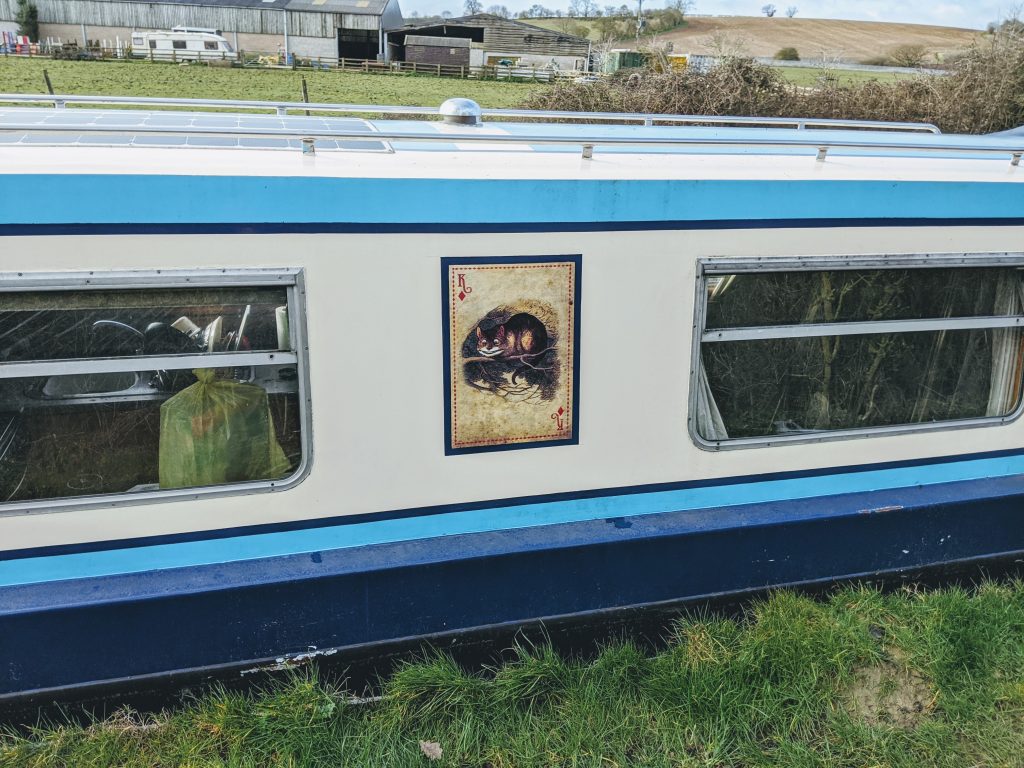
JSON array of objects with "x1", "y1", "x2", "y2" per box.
[
  {"x1": 398, "y1": 13, "x2": 589, "y2": 44},
  {"x1": 286, "y1": 0, "x2": 390, "y2": 14},
  {"x1": 81, "y1": 0, "x2": 391, "y2": 14},
  {"x1": 406, "y1": 34, "x2": 470, "y2": 47}
]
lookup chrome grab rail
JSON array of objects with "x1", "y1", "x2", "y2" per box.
[
  {"x1": 0, "y1": 93, "x2": 941, "y2": 133},
  {"x1": 2, "y1": 117, "x2": 1022, "y2": 165}
]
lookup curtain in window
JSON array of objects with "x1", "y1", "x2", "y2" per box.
[
  {"x1": 695, "y1": 359, "x2": 729, "y2": 440},
  {"x1": 986, "y1": 271, "x2": 1024, "y2": 416}
]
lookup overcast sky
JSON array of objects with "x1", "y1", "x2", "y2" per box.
[{"x1": 407, "y1": 1, "x2": 1010, "y2": 30}]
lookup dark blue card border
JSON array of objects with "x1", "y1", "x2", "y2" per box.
[{"x1": 441, "y1": 254, "x2": 582, "y2": 455}]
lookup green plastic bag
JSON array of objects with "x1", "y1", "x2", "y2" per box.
[{"x1": 159, "y1": 369, "x2": 291, "y2": 489}]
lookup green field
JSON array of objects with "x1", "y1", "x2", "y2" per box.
[
  {"x1": 0, "y1": 58, "x2": 545, "y2": 108},
  {"x1": 0, "y1": 57, "x2": 917, "y2": 116},
  {"x1": 5, "y1": 583, "x2": 1024, "y2": 767},
  {"x1": 772, "y1": 65, "x2": 910, "y2": 87}
]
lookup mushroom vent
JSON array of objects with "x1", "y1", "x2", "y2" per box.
[{"x1": 439, "y1": 98, "x2": 482, "y2": 126}]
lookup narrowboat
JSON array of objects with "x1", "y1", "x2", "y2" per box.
[{"x1": 2, "y1": 93, "x2": 1024, "y2": 707}]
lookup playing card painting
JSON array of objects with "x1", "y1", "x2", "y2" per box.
[{"x1": 442, "y1": 256, "x2": 581, "y2": 454}]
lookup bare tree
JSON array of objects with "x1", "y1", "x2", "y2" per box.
[
  {"x1": 569, "y1": 0, "x2": 598, "y2": 16},
  {"x1": 589, "y1": 39, "x2": 616, "y2": 70},
  {"x1": 785, "y1": 5, "x2": 797, "y2": 17},
  {"x1": 708, "y1": 31, "x2": 750, "y2": 58},
  {"x1": 666, "y1": 0, "x2": 695, "y2": 14},
  {"x1": 464, "y1": 0, "x2": 483, "y2": 14},
  {"x1": 486, "y1": 4, "x2": 510, "y2": 16},
  {"x1": 762, "y1": 4, "x2": 776, "y2": 16}
]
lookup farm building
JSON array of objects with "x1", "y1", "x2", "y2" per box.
[
  {"x1": 390, "y1": 14, "x2": 591, "y2": 71},
  {"x1": 0, "y1": 0, "x2": 404, "y2": 60},
  {"x1": 404, "y1": 35, "x2": 470, "y2": 68}
]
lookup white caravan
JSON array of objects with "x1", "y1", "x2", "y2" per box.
[{"x1": 130, "y1": 28, "x2": 237, "y2": 62}]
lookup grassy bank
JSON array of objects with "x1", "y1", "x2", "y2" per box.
[
  {"x1": 0, "y1": 58, "x2": 545, "y2": 108},
  {"x1": 4, "y1": 583, "x2": 1024, "y2": 767},
  {"x1": 771, "y1": 65, "x2": 907, "y2": 87}
]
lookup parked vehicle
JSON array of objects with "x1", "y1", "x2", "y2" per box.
[
  {"x1": 130, "y1": 28, "x2": 237, "y2": 61},
  {"x1": 1, "y1": 95, "x2": 1024, "y2": 709}
]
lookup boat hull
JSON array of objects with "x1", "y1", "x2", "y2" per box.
[{"x1": 4, "y1": 463, "x2": 1024, "y2": 708}]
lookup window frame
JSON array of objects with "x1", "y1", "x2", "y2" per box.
[
  {"x1": 0, "y1": 267, "x2": 313, "y2": 517},
  {"x1": 689, "y1": 253, "x2": 1024, "y2": 451}
]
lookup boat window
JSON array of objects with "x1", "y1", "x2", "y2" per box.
[
  {"x1": 693, "y1": 260, "x2": 1024, "y2": 447},
  {"x1": 172, "y1": 40, "x2": 187, "y2": 49},
  {"x1": 204, "y1": 41, "x2": 218, "y2": 50},
  {"x1": 0, "y1": 271, "x2": 308, "y2": 510}
]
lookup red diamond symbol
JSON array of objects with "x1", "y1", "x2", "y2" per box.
[
  {"x1": 458, "y1": 291, "x2": 466, "y2": 301},
  {"x1": 558, "y1": 407, "x2": 565, "y2": 415}
]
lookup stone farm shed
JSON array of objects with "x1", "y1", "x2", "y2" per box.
[
  {"x1": 391, "y1": 14, "x2": 591, "y2": 71},
  {"x1": 404, "y1": 35, "x2": 470, "y2": 68},
  {"x1": 0, "y1": 0, "x2": 404, "y2": 60}
]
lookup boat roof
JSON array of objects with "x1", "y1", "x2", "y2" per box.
[
  {"x1": 2, "y1": 95, "x2": 1023, "y2": 180},
  {"x1": 79, "y1": 0, "x2": 391, "y2": 13},
  {"x1": 0, "y1": 107, "x2": 391, "y2": 153}
]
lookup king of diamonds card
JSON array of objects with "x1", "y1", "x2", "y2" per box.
[{"x1": 442, "y1": 255, "x2": 581, "y2": 454}]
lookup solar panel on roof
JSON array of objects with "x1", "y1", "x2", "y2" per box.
[{"x1": 0, "y1": 109, "x2": 390, "y2": 152}]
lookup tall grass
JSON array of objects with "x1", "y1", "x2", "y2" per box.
[
  {"x1": 524, "y1": 31, "x2": 1024, "y2": 134},
  {"x1": 5, "y1": 583, "x2": 1024, "y2": 767}
]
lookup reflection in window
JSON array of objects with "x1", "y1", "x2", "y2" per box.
[
  {"x1": 696, "y1": 265, "x2": 1024, "y2": 442},
  {"x1": 0, "y1": 281, "x2": 304, "y2": 505}
]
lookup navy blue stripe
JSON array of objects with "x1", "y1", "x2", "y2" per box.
[
  {"x1": 2, "y1": 217, "x2": 1024, "y2": 236},
  {"x1": 4, "y1": 474, "x2": 1024, "y2": 697},
  {"x1": 3, "y1": 445, "x2": 1024, "y2": 563}
]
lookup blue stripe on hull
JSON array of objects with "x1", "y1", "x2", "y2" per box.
[
  {"x1": 3, "y1": 474, "x2": 1024, "y2": 699},
  {"x1": 2, "y1": 450, "x2": 1024, "y2": 587},
  {"x1": 4, "y1": 217, "x2": 1024, "y2": 236},
  {"x1": 3, "y1": 177, "x2": 1024, "y2": 225}
]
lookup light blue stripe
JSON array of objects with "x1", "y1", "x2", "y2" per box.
[
  {"x1": 2, "y1": 177, "x2": 1024, "y2": 225},
  {"x1": 2, "y1": 453, "x2": 1023, "y2": 588}
]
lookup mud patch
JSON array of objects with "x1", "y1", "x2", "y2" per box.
[{"x1": 844, "y1": 658, "x2": 936, "y2": 729}]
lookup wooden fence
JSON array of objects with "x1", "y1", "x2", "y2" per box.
[{"x1": 1, "y1": 45, "x2": 588, "y2": 83}]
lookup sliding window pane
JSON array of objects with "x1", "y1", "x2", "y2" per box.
[
  {"x1": 700, "y1": 328, "x2": 1022, "y2": 439},
  {"x1": 705, "y1": 267, "x2": 1019, "y2": 329},
  {"x1": 0, "y1": 287, "x2": 290, "y2": 362},
  {"x1": 0, "y1": 365, "x2": 301, "y2": 503}
]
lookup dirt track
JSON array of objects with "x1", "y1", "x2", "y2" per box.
[{"x1": 645, "y1": 16, "x2": 983, "y2": 62}]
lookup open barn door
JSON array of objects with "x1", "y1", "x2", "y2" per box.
[{"x1": 338, "y1": 29, "x2": 380, "y2": 60}]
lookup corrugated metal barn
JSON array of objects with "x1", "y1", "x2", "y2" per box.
[
  {"x1": 390, "y1": 14, "x2": 591, "y2": 71},
  {"x1": 0, "y1": 0, "x2": 404, "y2": 59}
]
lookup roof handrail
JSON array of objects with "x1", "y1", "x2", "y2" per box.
[
  {"x1": 0, "y1": 93, "x2": 942, "y2": 134},
  {"x1": 2, "y1": 117, "x2": 1020, "y2": 165}
]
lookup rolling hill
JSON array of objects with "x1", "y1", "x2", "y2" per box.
[{"x1": 528, "y1": 16, "x2": 985, "y2": 63}]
